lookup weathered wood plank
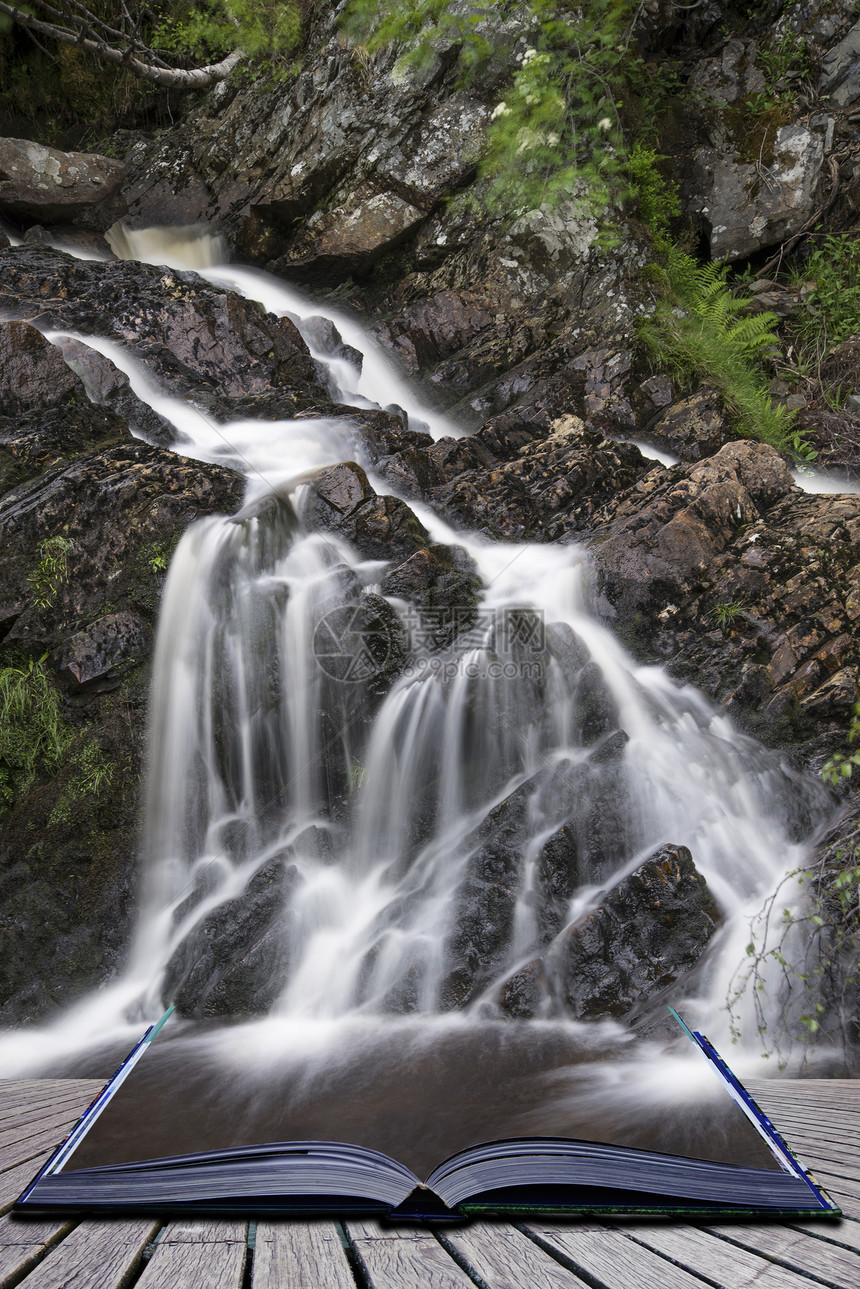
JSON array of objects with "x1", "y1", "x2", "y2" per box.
[
  {"x1": 440, "y1": 1222, "x2": 593, "y2": 1288},
  {"x1": 788, "y1": 1216, "x2": 860, "y2": 1252},
  {"x1": 803, "y1": 1164, "x2": 860, "y2": 1198},
  {"x1": 0, "y1": 1108, "x2": 91, "y2": 1156},
  {"x1": 12, "y1": 1218, "x2": 158, "y2": 1289},
  {"x1": 134, "y1": 1239, "x2": 246, "y2": 1289},
  {"x1": 0, "y1": 1123, "x2": 72, "y2": 1174},
  {"x1": 253, "y1": 1221, "x2": 354, "y2": 1289},
  {"x1": 158, "y1": 1219, "x2": 246, "y2": 1244},
  {"x1": 349, "y1": 1231, "x2": 476, "y2": 1289},
  {"x1": 345, "y1": 1219, "x2": 423, "y2": 1240},
  {"x1": 344, "y1": 1222, "x2": 477, "y2": 1288},
  {"x1": 0, "y1": 1235, "x2": 54, "y2": 1288},
  {"x1": 0, "y1": 1152, "x2": 55, "y2": 1213},
  {"x1": 0, "y1": 1216, "x2": 72, "y2": 1247},
  {"x1": 0, "y1": 1082, "x2": 98, "y2": 1106},
  {"x1": 0, "y1": 1215, "x2": 74, "y2": 1289},
  {"x1": 0, "y1": 1092, "x2": 95, "y2": 1128},
  {"x1": 752, "y1": 1120, "x2": 860, "y2": 1162},
  {"x1": 625, "y1": 1222, "x2": 831, "y2": 1289},
  {"x1": 705, "y1": 1221, "x2": 860, "y2": 1287},
  {"x1": 525, "y1": 1224, "x2": 713, "y2": 1288},
  {"x1": 0, "y1": 1103, "x2": 90, "y2": 1137}
]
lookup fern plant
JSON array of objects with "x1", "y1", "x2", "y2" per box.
[{"x1": 640, "y1": 249, "x2": 801, "y2": 452}]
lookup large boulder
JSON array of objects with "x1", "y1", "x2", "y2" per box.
[
  {"x1": 0, "y1": 321, "x2": 84, "y2": 414},
  {"x1": 494, "y1": 844, "x2": 721, "y2": 1022},
  {"x1": 686, "y1": 123, "x2": 826, "y2": 262},
  {"x1": 0, "y1": 138, "x2": 126, "y2": 230},
  {"x1": 302, "y1": 461, "x2": 431, "y2": 561},
  {"x1": 555, "y1": 843, "x2": 722, "y2": 1020},
  {"x1": 163, "y1": 858, "x2": 298, "y2": 1018}
]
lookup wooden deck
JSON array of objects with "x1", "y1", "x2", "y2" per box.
[{"x1": 1, "y1": 1078, "x2": 859, "y2": 1288}]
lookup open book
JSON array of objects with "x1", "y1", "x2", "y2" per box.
[{"x1": 16, "y1": 1010, "x2": 839, "y2": 1220}]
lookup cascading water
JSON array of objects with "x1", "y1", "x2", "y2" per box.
[{"x1": 0, "y1": 224, "x2": 838, "y2": 1108}]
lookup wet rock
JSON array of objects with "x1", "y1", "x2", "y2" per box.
[
  {"x1": 50, "y1": 335, "x2": 176, "y2": 448},
  {"x1": 53, "y1": 612, "x2": 151, "y2": 689},
  {"x1": 372, "y1": 290, "x2": 496, "y2": 377},
  {"x1": 554, "y1": 844, "x2": 722, "y2": 1020},
  {"x1": 495, "y1": 960, "x2": 552, "y2": 1020},
  {"x1": 0, "y1": 246, "x2": 327, "y2": 409},
  {"x1": 632, "y1": 374, "x2": 674, "y2": 421},
  {"x1": 0, "y1": 321, "x2": 84, "y2": 414},
  {"x1": 312, "y1": 590, "x2": 407, "y2": 698},
  {"x1": 0, "y1": 440, "x2": 244, "y2": 642},
  {"x1": 439, "y1": 780, "x2": 536, "y2": 1009},
  {"x1": 0, "y1": 396, "x2": 128, "y2": 496},
  {"x1": 649, "y1": 389, "x2": 730, "y2": 463},
  {"x1": 537, "y1": 751, "x2": 633, "y2": 887},
  {"x1": 164, "y1": 859, "x2": 298, "y2": 1018},
  {"x1": 376, "y1": 93, "x2": 491, "y2": 206},
  {"x1": 381, "y1": 544, "x2": 481, "y2": 650},
  {"x1": 687, "y1": 40, "x2": 766, "y2": 104},
  {"x1": 303, "y1": 461, "x2": 430, "y2": 562},
  {"x1": 0, "y1": 391, "x2": 245, "y2": 1024},
  {"x1": 432, "y1": 415, "x2": 653, "y2": 541},
  {"x1": 0, "y1": 138, "x2": 126, "y2": 230},
  {"x1": 589, "y1": 441, "x2": 860, "y2": 754},
  {"x1": 301, "y1": 316, "x2": 362, "y2": 371}
]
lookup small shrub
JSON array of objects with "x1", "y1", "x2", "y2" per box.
[
  {"x1": 344, "y1": 0, "x2": 645, "y2": 218},
  {"x1": 789, "y1": 235, "x2": 860, "y2": 365},
  {"x1": 0, "y1": 657, "x2": 73, "y2": 811},
  {"x1": 28, "y1": 536, "x2": 73, "y2": 610}
]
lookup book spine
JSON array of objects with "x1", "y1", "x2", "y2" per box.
[{"x1": 16, "y1": 1006, "x2": 174, "y2": 1204}]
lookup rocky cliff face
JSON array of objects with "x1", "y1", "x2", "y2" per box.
[{"x1": 2, "y1": 0, "x2": 860, "y2": 1049}]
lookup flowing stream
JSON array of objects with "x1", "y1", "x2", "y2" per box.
[{"x1": 0, "y1": 224, "x2": 838, "y2": 1105}]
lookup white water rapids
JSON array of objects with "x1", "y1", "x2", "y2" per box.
[{"x1": 0, "y1": 223, "x2": 839, "y2": 1101}]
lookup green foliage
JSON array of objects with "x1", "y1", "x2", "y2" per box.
[
  {"x1": 154, "y1": 0, "x2": 302, "y2": 78},
  {"x1": 28, "y1": 536, "x2": 73, "y2": 610},
  {"x1": 639, "y1": 250, "x2": 802, "y2": 453},
  {"x1": 625, "y1": 143, "x2": 679, "y2": 238},
  {"x1": 48, "y1": 738, "x2": 116, "y2": 825},
  {"x1": 344, "y1": 0, "x2": 644, "y2": 217},
  {"x1": 727, "y1": 857, "x2": 860, "y2": 1064},
  {"x1": 789, "y1": 235, "x2": 860, "y2": 364},
  {"x1": 0, "y1": 656, "x2": 73, "y2": 812},
  {"x1": 343, "y1": 0, "x2": 498, "y2": 79},
  {"x1": 708, "y1": 601, "x2": 745, "y2": 631},
  {"x1": 142, "y1": 539, "x2": 174, "y2": 575},
  {"x1": 822, "y1": 703, "x2": 860, "y2": 788},
  {"x1": 758, "y1": 28, "x2": 809, "y2": 97}
]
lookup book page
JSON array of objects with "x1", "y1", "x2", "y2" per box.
[{"x1": 60, "y1": 1018, "x2": 781, "y2": 1180}]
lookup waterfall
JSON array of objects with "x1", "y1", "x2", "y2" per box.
[{"x1": 0, "y1": 223, "x2": 837, "y2": 1088}]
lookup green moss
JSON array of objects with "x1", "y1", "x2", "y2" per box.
[{"x1": 722, "y1": 96, "x2": 793, "y2": 167}]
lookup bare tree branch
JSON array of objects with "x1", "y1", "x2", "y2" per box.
[{"x1": 0, "y1": 0, "x2": 246, "y2": 88}]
